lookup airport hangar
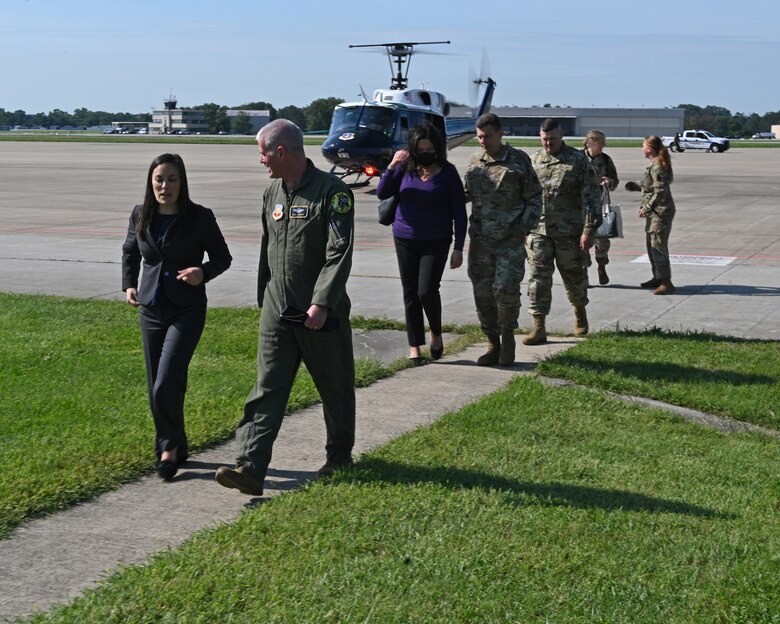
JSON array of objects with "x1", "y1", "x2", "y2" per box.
[{"x1": 448, "y1": 106, "x2": 685, "y2": 138}]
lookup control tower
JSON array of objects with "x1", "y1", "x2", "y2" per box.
[{"x1": 163, "y1": 93, "x2": 177, "y2": 134}]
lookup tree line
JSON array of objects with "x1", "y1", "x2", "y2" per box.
[
  {"x1": 0, "y1": 98, "x2": 344, "y2": 134},
  {"x1": 677, "y1": 104, "x2": 780, "y2": 137},
  {"x1": 2, "y1": 101, "x2": 778, "y2": 136}
]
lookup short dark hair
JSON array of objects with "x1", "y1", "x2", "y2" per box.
[
  {"x1": 540, "y1": 118, "x2": 560, "y2": 133},
  {"x1": 476, "y1": 113, "x2": 501, "y2": 132},
  {"x1": 406, "y1": 123, "x2": 447, "y2": 172}
]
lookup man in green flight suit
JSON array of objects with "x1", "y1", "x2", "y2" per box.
[{"x1": 216, "y1": 119, "x2": 356, "y2": 496}]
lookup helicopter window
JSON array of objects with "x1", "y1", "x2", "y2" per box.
[
  {"x1": 329, "y1": 108, "x2": 360, "y2": 133},
  {"x1": 399, "y1": 115, "x2": 409, "y2": 141},
  {"x1": 329, "y1": 107, "x2": 395, "y2": 138}
]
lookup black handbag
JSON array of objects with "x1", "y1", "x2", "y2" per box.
[
  {"x1": 596, "y1": 210, "x2": 619, "y2": 238},
  {"x1": 595, "y1": 187, "x2": 621, "y2": 239},
  {"x1": 377, "y1": 195, "x2": 398, "y2": 226}
]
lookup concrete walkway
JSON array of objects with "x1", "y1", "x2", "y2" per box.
[{"x1": 0, "y1": 339, "x2": 575, "y2": 622}]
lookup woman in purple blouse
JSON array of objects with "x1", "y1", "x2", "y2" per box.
[{"x1": 376, "y1": 124, "x2": 467, "y2": 364}]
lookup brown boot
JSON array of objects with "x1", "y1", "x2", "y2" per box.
[
  {"x1": 597, "y1": 259, "x2": 609, "y2": 285},
  {"x1": 573, "y1": 306, "x2": 589, "y2": 336},
  {"x1": 523, "y1": 315, "x2": 547, "y2": 345},
  {"x1": 640, "y1": 277, "x2": 661, "y2": 289},
  {"x1": 653, "y1": 280, "x2": 676, "y2": 295},
  {"x1": 477, "y1": 334, "x2": 501, "y2": 366},
  {"x1": 498, "y1": 327, "x2": 516, "y2": 366}
]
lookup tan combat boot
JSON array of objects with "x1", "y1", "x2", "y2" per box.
[
  {"x1": 596, "y1": 259, "x2": 609, "y2": 285},
  {"x1": 498, "y1": 327, "x2": 516, "y2": 366},
  {"x1": 653, "y1": 280, "x2": 676, "y2": 295},
  {"x1": 477, "y1": 334, "x2": 501, "y2": 366},
  {"x1": 573, "y1": 306, "x2": 589, "y2": 336},
  {"x1": 523, "y1": 315, "x2": 547, "y2": 346}
]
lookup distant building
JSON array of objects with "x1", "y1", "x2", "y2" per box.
[
  {"x1": 147, "y1": 107, "x2": 270, "y2": 134},
  {"x1": 225, "y1": 109, "x2": 271, "y2": 134},
  {"x1": 448, "y1": 106, "x2": 685, "y2": 138},
  {"x1": 149, "y1": 108, "x2": 208, "y2": 134}
]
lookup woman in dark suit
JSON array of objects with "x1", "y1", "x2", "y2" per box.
[{"x1": 122, "y1": 153, "x2": 232, "y2": 480}]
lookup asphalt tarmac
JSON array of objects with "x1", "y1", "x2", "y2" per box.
[{"x1": 2, "y1": 140, "x2": 779, "y2": 341}]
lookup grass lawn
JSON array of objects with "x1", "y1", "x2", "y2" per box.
[
  {"x1": 27, "y1": 376, "x2": 780, "y2": 623},
  {"x1": 1, "y1": 293, "x2": 470, "y2": 538},
  {"x1": 4, "y1": 294, "x2": 780, "y2": 621},
  {"x1": 535, "y1": 329, "x2": 780, "y2": 430}
]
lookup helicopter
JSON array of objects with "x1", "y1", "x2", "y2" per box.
[{"x1": 321, "y1": 41, "x2": 496, "y2": 186}]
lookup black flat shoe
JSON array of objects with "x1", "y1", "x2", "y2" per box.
[
  {"x1": 175, "y1": 452, "x2": 189, "y2": 467},
  {"x1": 430, "y1": 339, "x2": 444, "y2": 360},
  {"x1": 408, "y1": 356, "x2": 423, "y2": 366},
  {"x1": 156, "y1": 460, "x2": 177, "y2": 481}
]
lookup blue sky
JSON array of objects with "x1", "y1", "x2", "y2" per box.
[{"x1": 3, "y1": 0, "x2": 778, "y2": 115}]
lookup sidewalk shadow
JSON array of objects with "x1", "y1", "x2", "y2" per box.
[
  {"x1": 682, "y1": 284, "x2": 780, "y2": 297},
  {"x1": 172, "y1": 465, "x2": 316, "y2": 489},
  {"x1": 593, "y1": 284, "x2": 780, "y2": 297},
  {"x1": 346, "y1": 458, "x2": 732, "y2": 519},
  {"x1": 545, "y1": 356, "x2": 773, "y2": 386},
  {"x1": 433, "y1": 359, "x2": 537, "y2": 373}
]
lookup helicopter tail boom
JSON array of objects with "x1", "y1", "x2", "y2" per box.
[{"x1": 444, "y1": 77, "x2": 496, "y2": 150}]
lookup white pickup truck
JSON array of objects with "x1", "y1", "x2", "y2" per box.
[{"x1": 662, "y1": 130, "x2": 730, "y2": 153}]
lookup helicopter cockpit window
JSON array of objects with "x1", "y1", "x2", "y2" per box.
[
  {"x1": 329, "y1": 107, "x2": 395, "y2": 138},
  {"x1": 329, "y1": 108, "x2": 359, "y2": 133}
]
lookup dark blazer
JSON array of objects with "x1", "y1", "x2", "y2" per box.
[{"x1": 122, "y1": 203, "x2": 232, "y2": 307}]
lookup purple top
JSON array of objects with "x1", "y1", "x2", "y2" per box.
[{"x1": 376, "y1": 162, "x2": 467, "y2": 251}]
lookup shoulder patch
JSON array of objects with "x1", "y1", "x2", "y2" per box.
[{"x1": 330, "y1": 191, "x2": 353, "y2": 214}]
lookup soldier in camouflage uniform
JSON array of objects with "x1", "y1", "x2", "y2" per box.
[
  {"x1": 464, "y1": 113, "x2": 542, "y2": 366},
  {"x1": 525, "y1": 118, "x2": 601, "y2": 345},
  {"x1": 625, "y1": 135, "x2": 676, "y2": 295},
  {"x1": 216, "y1": 120, "x2": 356, "y2": 496},
  {"x1": 582, "y1": 130, "x2": 619, "y2": 285}
]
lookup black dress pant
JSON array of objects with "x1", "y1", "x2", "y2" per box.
[
  {"x1": 140, "y1": 302, "x2": 206, "y2": 458},
  {"x1": 393, "y1": 236, "x2": 451, "y2": 347}
]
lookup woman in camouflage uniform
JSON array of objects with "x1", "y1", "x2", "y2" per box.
[
  {"x1": 625, "y1": 135, "x2": 676, "y2": 295},
  {"x1": 582, "y1": 130, "x2": 618, "y2": 285}
]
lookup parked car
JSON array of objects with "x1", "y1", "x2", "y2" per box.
[{"x1": 751, "y1": 132, "x2": 775, "y2": 140}]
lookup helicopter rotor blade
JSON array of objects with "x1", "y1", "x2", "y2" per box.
[
  {"x1": 349, "y1": 41, "x2": 450, "y2": 49},
  {"x1": 479, "y1": 47, "x2": 492, "y2": 80},
  {"x1": 468, "y1": 64, "x2": 479, "y2": 108}
]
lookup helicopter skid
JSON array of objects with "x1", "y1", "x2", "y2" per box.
[{"x1": 330, "y1": 166, "x2": 376, "y2": 188}]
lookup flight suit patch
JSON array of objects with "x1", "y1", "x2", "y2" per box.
[
  {"x1": 330, "y1": 192, "x2": 353, "y2": 214},
  {"x1": 290, "y1": 206, "x2": 309, "y2": 218},
  {"x1": 272, "y1": 204, "x2": 284, "y2": 221}
]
